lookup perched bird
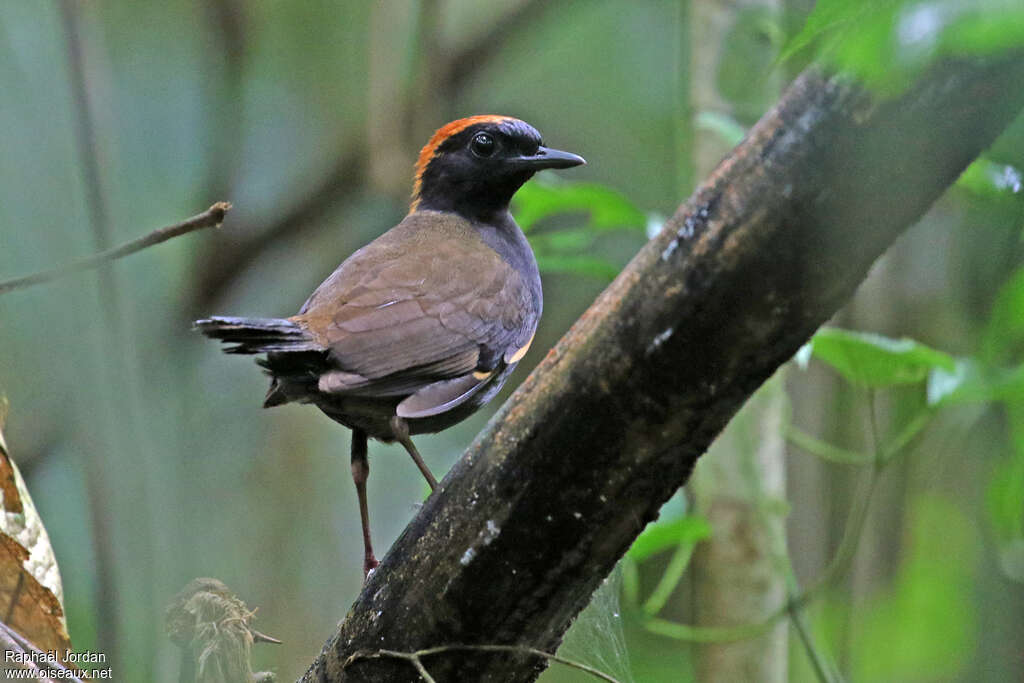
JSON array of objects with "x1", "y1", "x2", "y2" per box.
[{"x1": 196, "y1": 116, "x2": 585, "y2": 575}]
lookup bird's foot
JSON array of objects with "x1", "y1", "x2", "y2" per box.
[{"x1": 363, "y1": 554, "x2": 379, "y2": 579}]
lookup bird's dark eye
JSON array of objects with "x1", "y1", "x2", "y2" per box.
[{"x1": 470, "y1": 132, "x2": 496, "y2": 158}]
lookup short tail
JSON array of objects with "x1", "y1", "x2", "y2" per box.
[{"x1": 193, "y1": 316, "x2": 323, "y2": 354}]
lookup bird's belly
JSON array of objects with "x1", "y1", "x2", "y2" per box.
[{"x1": 314, "y1": 364, "x2": 516, "y2": 441}]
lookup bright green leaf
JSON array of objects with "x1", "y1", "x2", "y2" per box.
[
  {"x1": 942, "y1": 6, "x2": 1024, "y2": 56},
  {"x1": 986, "y1": 400, "x2": 1024, "y2": 545},
  {"x1": 513, "y1": 178, "x2": 646, "y2": 233},
  {"x1": 852, "y1": 496, "x2": 977, "y2": 682},
  {"x1": 527, "y1": 228, "x2": 599, "y2": 254},
  {"x1": 956, "y1": 158, "x2": 1024, "y2": 198},
  {"x1": 982, "y1": 265, "x2": 1024, "y2": 363},
  {"x1": 809, "y1": 328, "x2": 955, "y2": 387},
  {"x1": 987, "y1": 449, "x2": 1024, "y2": 543},
  {"x1": 627, "y1": 515, "x2": 712, "y2": 562},
  {"x1": 781, "y1": 0, "x2": 1024, "y2": 95},
  {"x1": 778, "y1": 0, "x2": 869, "y2": 63},
  {"x1": 535, "y1": 254, "x2": 621, "y2": 280},
  {"x1": 929, "y1": 358, "x2": 1024, "y2": 406}
]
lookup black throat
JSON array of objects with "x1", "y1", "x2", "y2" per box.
[{"x1": 416, "y1": 170, "x2": 535, "y2": 223}]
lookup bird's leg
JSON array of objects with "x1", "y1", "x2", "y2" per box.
[
  {"x1": 350, "y1": 429, "x2": 378, "y2": 576},
  {"x1": 390, "y1": 416, "x2": 439, "y2": 492}
]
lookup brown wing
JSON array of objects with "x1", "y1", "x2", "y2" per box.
[{"x1": 293, "y1": 213, "x2": 535, "y2": 400}]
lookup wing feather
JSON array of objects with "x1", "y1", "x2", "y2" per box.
[{"x1": 293, "y1": 212, "x2": 534, "y2": 400}]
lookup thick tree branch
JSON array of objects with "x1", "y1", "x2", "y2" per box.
[{"x1": 301, "y1": 55, "x2": 1024, "y2": 682}]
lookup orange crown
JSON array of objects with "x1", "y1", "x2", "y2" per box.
[{"x1": 410, "y1": 115, "x2": 514, "y2": 210}]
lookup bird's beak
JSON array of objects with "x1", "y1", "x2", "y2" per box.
[{"x1": 517, "y1": 146, "x2": 586, "y2": 171}]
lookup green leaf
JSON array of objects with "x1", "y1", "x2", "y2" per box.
[
  {"x1": 627, "y1": 515, "x2": 712, "y2": 562},
  {"x1": 808, "y1": 328, "x2": 955, "y2": 387},
  {"x1": 942, "y1": 6, "x2": 1024, "y2": 56},
  {"x1": 778, "y1": 0, "x2": 870, "y2": 63},
  {"x1": 987, "y1": 448, "x2": 1024, "y2": 544},
  {"x1": 527, "y1": 228, "x2": 599, "y2": 254},
  {"x1": 781, "y1": 0, "x2": 1024, "y2": 95},
  {"x1": 986, "y1": 400, "x2": 1024, "y2": 546},
  {"x1": 929, "y1": 358, "x2": 1024, "y2": 406},
  {"x1": 513, "y1": 178, "x2": 646, "y2": 233},
  {"x1": 956, "y1": 158, "x2": 1024, "y2": 198},
  {"x1": 851, "y1": 496, "x2": 977, "y2": 681},
  {"x1": 982, "y1": 265, "x2": 1024, "y2": 363},
  {"x1": 534, "y1": 254, "x2": 621, "y2": 280}
]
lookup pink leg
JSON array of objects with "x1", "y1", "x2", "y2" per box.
[
  {"x1": 390, "y1": 416, "x2": 438, "y2": 491},
  {"x1": 350, "y1": 429, "x2": 378, "y2": 576}
]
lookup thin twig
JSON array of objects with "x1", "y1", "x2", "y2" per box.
[
  {"x1": 784, "y1": 424, "x2": 874, "y2": 465},
  {"x1": 0, "y1": 203, "x2": 231, "y2": 296},
  {"x1": 344, "y1": 643, "x2": 623, "y2": 683},
  {"x1": 787, "y1": 599, "x2": 838, "y2": 683}
]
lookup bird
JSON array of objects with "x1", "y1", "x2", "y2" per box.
[{"x1": 195, "y1": 116, "x2": 585, "y2": 575}]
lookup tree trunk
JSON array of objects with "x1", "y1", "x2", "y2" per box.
[
  {"x1": 300, "y1": 55, "x2": 1024, "y2": 682},
  {"x1": 688, "y1": 2, "x2": 788, "y2": 681}
]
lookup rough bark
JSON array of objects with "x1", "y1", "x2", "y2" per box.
[{"x1": 301, "y1": 56, "x2": 1024, "y2": 682}]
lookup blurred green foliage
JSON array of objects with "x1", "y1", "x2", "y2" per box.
[
  {"x1": 798, "y1": 328, "x2": 955, "y2": 387},
  {"x1": 515, "y1": 176, "x2": 648, "y2": 281},
  {"x1": 2, "y1": 1, "x2": 1024, "y2": 682},
  {"x1": 782, "y1": 0, "x2": 1024, "y2": 93}
]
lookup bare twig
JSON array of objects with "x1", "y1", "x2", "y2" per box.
[
  {"x1": 0, "y1": 203, "x2": 231, "y2": 296},
  {"x1": 786, "y1": 601, "x2": 837, "y2": 683},
  {"x1": 344, "y1": 644, "x2": 622, "y2": 683}
]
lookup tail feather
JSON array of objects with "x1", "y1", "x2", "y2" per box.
[{"x1": 194, "y1": 316, "x2": 323, "y2": 354}]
